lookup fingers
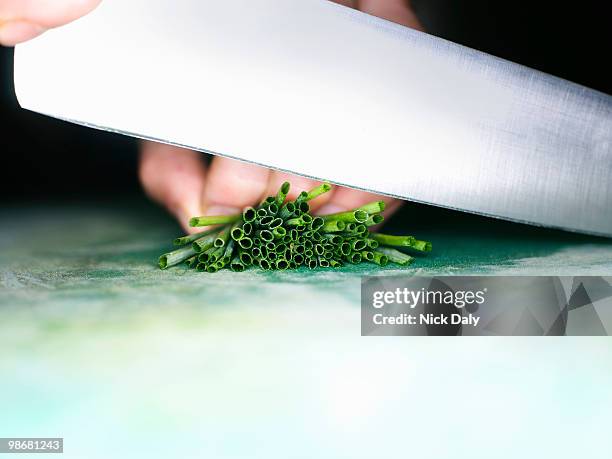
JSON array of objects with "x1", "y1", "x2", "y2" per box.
[
  {"x1": 201, "y1": 156, "x2": 270, "y2": 216},
  {"x1": 357, "y1": 0, "x2": 424, "y2": 30},
  {"x1": 0, "y1": 0, "x2": 101, "y2": 45},
  {"x1": 317, "y1": 187, "x2": 403, "y2": 221},
  {"x1": 139, "y1": 141, "x2": 207, "y2": 233}
]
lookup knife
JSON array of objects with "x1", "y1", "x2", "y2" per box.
[{"x1": 13, "y1": 0, "x2": 612, "y2": 236}]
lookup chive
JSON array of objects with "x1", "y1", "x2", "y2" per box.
[
  {"x1": 358, "y1": 201, "x2": 386, "y2": 214},
  {"x1": 344, "y1": 252, "x2": 362, "y2": 264},
  {"x1": 371, "y1": 233, "x2": 432, "y2": 252},
  {"x1": 243, "y1": 222, "x2": 253, "y2": 235},
  {"x1": 209, "y1": 246, "x2": 225, "y2": 262},
  {"x1": 286, "y1": 214, "x2": 313, "y2": 226},
  {"x1": 304, "y1": 182, "x2": 332, "y2": 201},
  {"x1": 371, "y1": 252, "x2": 389, "y2": 266},
  {"x1": 206, "y1": 264, "x2": 219, "y2": 273},
  {"x1": 350, "y1": 239, "x2": 367, "y2": 251},
  {"x1": 278, "y1": 202, "x2": 296, "y2": 219},
  {"x1": 323, "y1": 234, "x2": 343, "y2": 244},
  {"x1": 273, "y1": 226, "x2": 286, "y2": 239},
  {"x1": 185, "y1": 256, "x2": 198, "y2": 268},
  {"x1": 307, "y1": 258, "x2": 318, "y2": 269},
  {"x1": 289, "y1": 261, "x2": 297, "y2": 269},
  {"x1": 309, "y1": 217, "x2": 324, "y2": 231},
  {"x1": 283, "y1": 235, "x2": 292, "y2": 243},
  {"x1": 294, "y1": 245, "x2": 305, "y2": 254},
  {"x1": 256, "y1": 230, "x2": 274, "y2": 242},
  {"x1": 275, "y1": 182, "x2": 291, "y2": 206},
  {"x1": 259, "y1": 259, "x2": 271, "y2": 270},
  {"x1": 345, "y1": 223, "x2": 357, "y2": 233},
  {"x1": 174, "y1": 227, "x2": 220, "y2": 246},
  {"x1": 198, "y1": 247, "x2": 215, "y2": 263},
  {"x1": 321, "y1": 220, "x2": 346, "y2": 232},
  {"x1": 256, "y1": 208, "x2": 268, "y2": 218},
  {"x1": 238, "y1": 237, "x2": 253, "y2": 249},
  {"x1": 230, "y1": 256, "x2": 245, "y2": 272},
  {"x1": 275, "y1": 243, "x2": 286, "y2": 252},
  {"x1": 253, "y1": 238, "x2": 262, "y2": 246},
  {"x1": 268, "y1": 252, "x2": 278, "y2": 261},
  {"x1": 190, "y1": 214, "x2": 240, "y2": 227},
  {"x1": 214, "y1": 225, "x2": 232, "y2": 248},
  {"x1": 361, "y1": 251, "x2": 374, "y2": 261},
  {"x1": 305, "y1": 249, "x2": 314, "y2": 258},
  {"x1": 196, "y1": 263, "x2": 207, "y2": 272},
  {"x1": 243, "y1": 207, "x2": 256, "y2": 223},
  {"x1": 365, "y1": 214, "x2": 384, "y2": 226},
  {"x1": 260, "y1": 216, "x2": 274, "y2": 226},
  {"x1": 284, "y1": 249, "x2": 292, "y2": 260},
  {"x1": 192, "y1": 233, "x2": 217, "y2": 253},
  {"x1": 268, "y1": 203, "x2": 279, "y2": 215},
  {"x1": 294, "y1": 191, "x2": 308, "y2": 203},
  {"x1": 321, "y1": 209, "x2": 368, "y2": 224},
  {"x1": 231, "y1": 226, "x2": 245, "y2": 241},
  {"x1": 297, "y1": 201, "x2": 310, "y2": 214},
  {"x1": 375, "y1": 247, "x2": 415, "y2": 265},
  {"x1": 289, "y1": 229, "x2": 299, "y2": 240},
  {"x1": 251, "y1": 247, "x2": 262, "y2": 258},
  {"x1": 276, "y1": 258, "x2": 289, "y2": 270},
  {"x1": 318, "y1": 258, "x2": 330, "y2": 268},
  {"x1": 324, "y1": 251, "x2": 333, "y2": 259},
  {"x1": 340, "y1": 242, "x2": 351, "y2": 256},
  {"x1": 314, "y1": 244, "x2": 325, "y2": 256},
  {"x1": 266, "y1": 241, "x2": 277, "y2": 251},
  {"x1": 239, "y1": 251, "x2": 253, "y2": 266},
  {"x1": 294, "y1": 254, "x2": 304, "y2": 264},
  {"x1": 270, "y1": 218, "x2": 283, "y2": 229},
  {"x1": 330, "y1": 260, "x2": 343, "y2": 268},
  {"x1": 367, "y1": 239, "x2": 379, "y2": 249},
  {"x1": 222, "y1": 239, "x2": 235, "y2": 263}
]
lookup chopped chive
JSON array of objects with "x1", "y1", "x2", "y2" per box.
[
  {"x1": 266, "y1": 241, "x2": 277, "y2": 251},
  {"x1": 214, "y1": 225, "x2": 232, "y2": 247},
  {"x1": 239, "y1": 251, "x2": 253, "y2": 265},
  {"x1": 251, "y1": 247, "x2": 261, "y2": 258},
  {"x1": 318, "y1": 258, "x2": 330, "y2": 268},
  {"x1": 314, "y1": 244, "x2": 325, "y2": 256},
  {"x1": 350, "y1": 239, "x2": 367, "y2": 251},
  {"x1": 231, "y1": 227, "x2": 245, "y2": 241},
  {"x1": 206, "y1": 264, "x2": 219, "y2": 273},
  {"x1": 243, "y1": 222, "x2": 253, "y2": 235},
  {"x1": 260, "y1": 216, "x2": 274, "y2": 226},
  {"x1": 243, "y1": 207, "x2": 256, "y2": 223},
  {"x1": 273, "y1": 227, "x2": 287, "y2": 239},
  {"x1": 371, "y1": 252, "x2": 389, "y2": 266},
  {"x1": 304, "y1": 182, "x2": 332, "y2": 201},
  {"x1": 230, "y1": 256, "x2": 245, "y2": 272},
  {"x1": 367, "y1": 239, "x2": 379, "y2": 249},
  {"x1": 294, "y1": 245, "x2": 305, "y2": 254},
  {"x1": 323, "y1": 234, "x2": 343, "y2": 244},
  {"x1": 268, "y1": 252, "x2": 278, "y2": 261},
  {"x1": 357, "y1": 201, "x2": 386, "y2": 214},
  {"x1": 371, "y1": 233, "x2": 432, "y2": 251},
  {"x1": 196, "y1": 263, "x2": 207, "y2": 272},
  {"x1": 276, "y1": 258, "x2": 289, "y2": 270},
  {"x1": 185, "y1": 256, "x2": 198, "y2": 268},
  {"x1": 286, "y1": 214, "x2": 313, "y2": 226},
  {"x1": 190, "y1": 214, "x2": 240, "y2": 227},
  {"x1": 256, "y1": 230, "x2": 274, "y2": 242},
  {"x1": 198, "y1": 247, "x2": 215, "y2": 263},
  {"x1": 279, "y1": 202, "x2": 296, "y2": 219},
  {"x1": 411, "y1": 240, "x2": 433, "y2": 252},
  {"x1": 365, "y1": 214, "x2": 384, "y2": 226},
  {"x1": 307, "y1": 258, "x2": 318, "y2": 269},
  {"x1": 330, "y1": 260, "x2": 343, "y2": 268},
  {"x1": 305, "y1": 249, "x2": 314, "y2": 258},
  {"x1": 321, "y1": 209, "x2": 368, "y2": 224},
  {"x1": 294, "y1": 191, "x2": 308, "y2": 203},
  {"x1": 259, "y1": 259, "x2": 271, "y2": 270},
  {"x1": 309, "y1": 217, "x2": 325, "y2": 231},
  {"x1": 321, "y1": 220, "x2": 346, "y2": 232},
  {"x1": 361, "y1": 251, "x2": 374, "y2": 261},
  {"x1": 270, "y1": 218, "x2": 283, "y2": 229},
  {"x1": 192, "y1": 233, "x2": 217, "y2": 253},
  {"x1": 344, "y1": 252, "x2": 362, "y2": 264},
  {"x1": 294, "y1": 254, "x2": 304, "y2": 264},
  {"x1": 297, "y1": 201, "x2": 310, "y2": 214},
  {"x1": 238, "y1": 237, "x2": 253, "y2": 249},
  {"x1": 174, "y1": 227, "x2": 220, "y2": 246},
  {"x1": 375, "y1": 247, "x2": 415, "y2": 265},
  {"x1": 268, "y1": 203, "x2": 279, "y2": 215},
  {"x1": 340, "y1": 242, "x2": 351, "y2": 256},
  {"x1": 275, "y1": 182, "x2": 291, "y2": 206},
  {"x1": 256, "y1": 208, "x2": 268, "y2": 218},
  {"x1": 289, "y1": 261, "x2": 297, "y2": 269}
]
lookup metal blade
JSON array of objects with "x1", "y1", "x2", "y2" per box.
[{"x1": 14, "y1": 0, "x2": 612, "y2": 236}]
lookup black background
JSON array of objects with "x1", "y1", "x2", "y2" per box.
[{"x1": 1, "y1": 1, "x2": 610, "y2": 204}]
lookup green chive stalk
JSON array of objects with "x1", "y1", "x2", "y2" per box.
[
  {"x1": 190, "y1": 214, "x2": 241, "y2": 227},
  {"x1": 375, "y1": 247, "x2": 414, "y2": 265}
]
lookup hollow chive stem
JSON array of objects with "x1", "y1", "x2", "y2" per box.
[
  {"x1": 375, "y1": 247, "x2": 415, "y2": 265},
  {"x1": 371, "y1": 233, "x2": 432, "y2": 252},
  {"x1": 159, "y1": 245, "x2": 197, "y2": 269},
  {"x1": 189, "y1": 214, "x2": 241, "y2": 227},
  {"x1": 275, "y1": 182, "x2": 291, "y2": 206},
  {"x1": 273, "y1": 227, "x2": 287, "y2": 239},
  {"x1": 321, "y1": 209, "x2": 368, "y2": 224},
  {"x1": 371, "y1": 252, "x2": 390, "y2": 266},
  {"x1": 230, "y1": 255, "x2": 245, "y2": 272},
  {"x1": 174, "y1": 227, "x2": 221, "y2": 246},
  {"x1": 222, "y1": 239, "x2": 235, "y2": 263},
  {"x1": 303, "y1": 182, "x2": 332, "y2": 201},
  {"x1": 192, "y1": 233, "x2": 218, "y2": 253},
  {"x1": 321, "y1": 220, "x2": 346, "y2": 232},
  {"x1": 185, "y1": 256, "x2": 198, "y2": 268},
  {"x1": 357, "y1": 201, "x2": 386, "y2": 214},
  {"x1": 286, "y1": 215, "x2": 313, "y2": 226},
  {"x1": 214, "y1": 225, "x2": 232, "y2": 248},
  {"x1": 365, "y1": 214, "x2": 384, "y2": 227},
  {"x1": 242, "y1": 207, "x2": 257, "y2": 223},
  {"x1": 278, "y1": 202, "x2": 296, "y2": 220}
]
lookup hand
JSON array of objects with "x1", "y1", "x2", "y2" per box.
[
  {"x1": 0, "y1": 0, "x2": 101, "y2": 46},
  {"x1": 138, "y1": 0, "x2": 423, "y2": 233}
]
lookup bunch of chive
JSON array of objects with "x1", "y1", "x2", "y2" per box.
[{"x1": 158, "y1": 182, "x2": 431, "y2": 273}]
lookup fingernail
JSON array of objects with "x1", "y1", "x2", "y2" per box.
[
  {"x1": 316, "y1": 204, "x2": 345, "y2": 215},
  {"x1": 205, "y1": 205, "x2": 241, "y2": 216},
  {"x1": 0, "y1": 21, "x2": 44, "y2": 46}
]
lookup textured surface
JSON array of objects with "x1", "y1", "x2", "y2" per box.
[{"x1": 1, "y1": 199, "x2": 612, "y2": 458}]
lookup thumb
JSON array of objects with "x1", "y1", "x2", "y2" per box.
[{"x1": 0, "y1": 0, "x2": 101, "y2": 46}]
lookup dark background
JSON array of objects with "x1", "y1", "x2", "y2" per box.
[{"x1": 1, "y1": 1, "x2": 610, "y2": 204}]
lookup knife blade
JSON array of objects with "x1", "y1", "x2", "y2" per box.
[{"x1": 13, "y1": 0, "x2": 612, "y2": 236}]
